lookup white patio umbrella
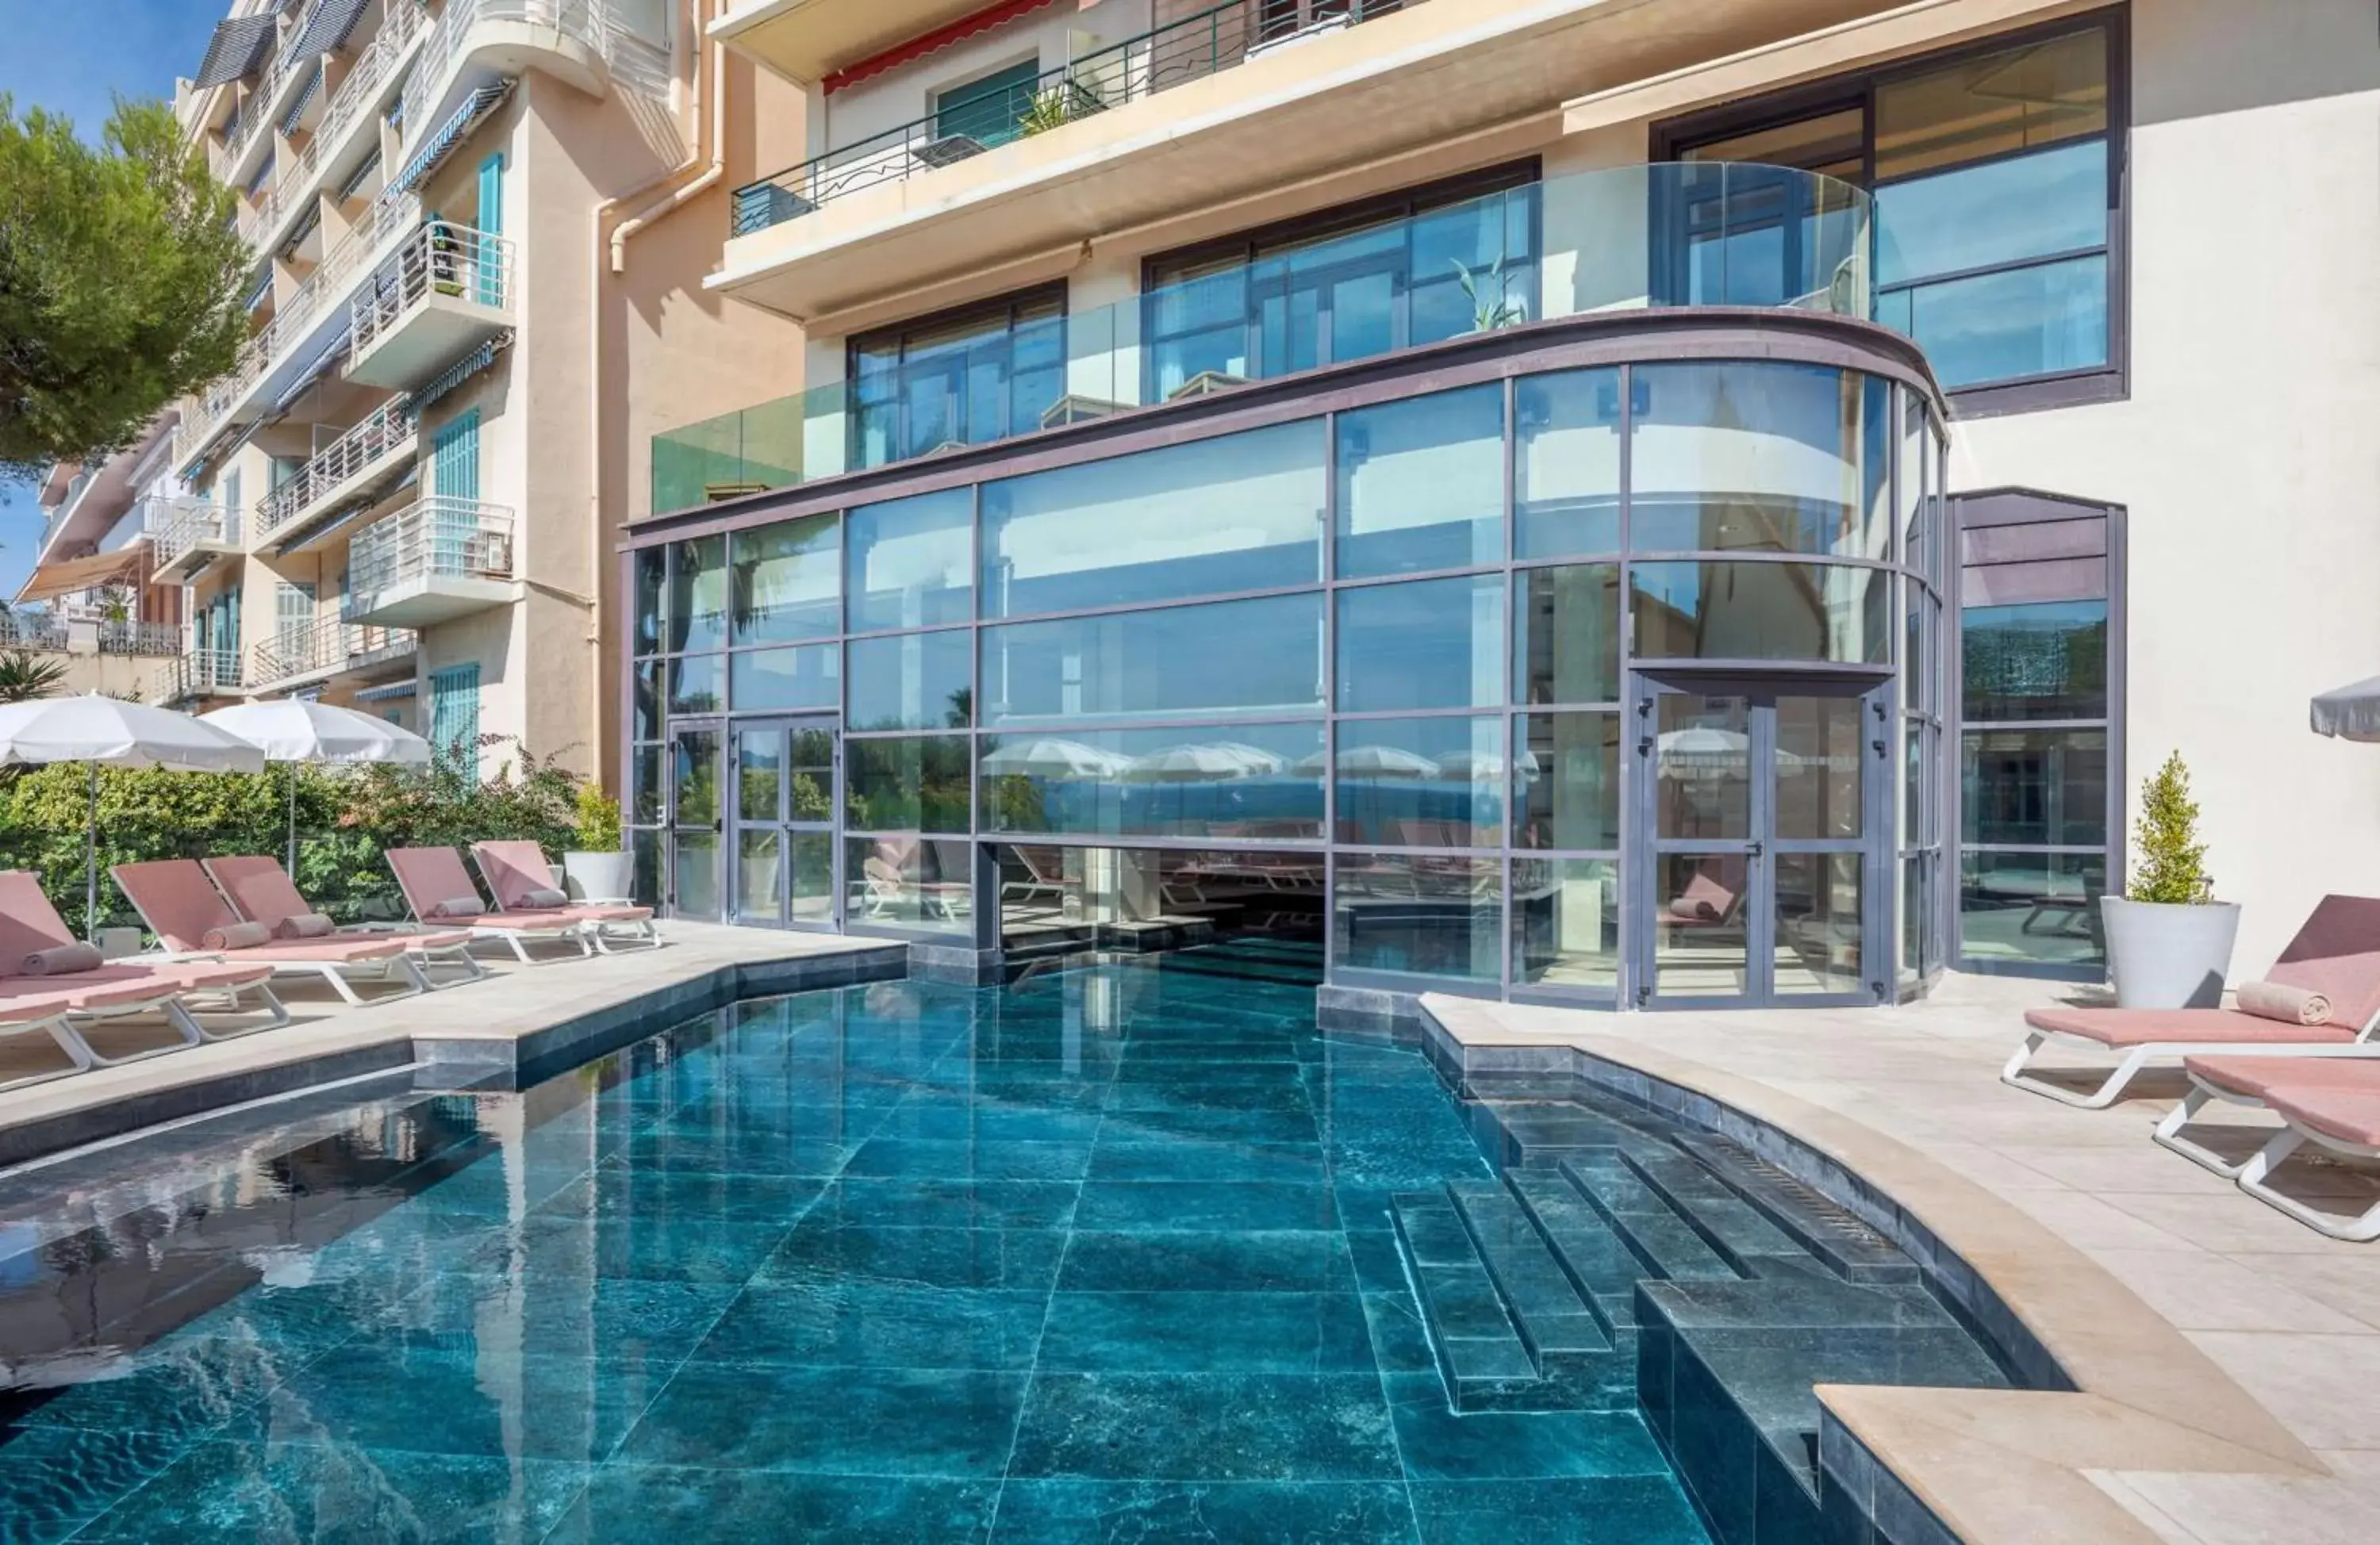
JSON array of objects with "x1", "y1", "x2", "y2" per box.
[
  {"x1": 0, "y1": 694, "x2": 267, "y2": 937},
  {"x1": 1439, "y1": 747, "x2": 1543, "y2": 784},
  {"x1": 978, "y1": 738, "x2": 1130, "y2": 779},
  {"x1": 1311, "y1": 743, "x2": 1441, "y2": 779},
  {"x1": 2310, "y1": 676, "x2": 2380, "y2": 742},
  {"x1": 1127, "y1": 742, "x2": 1288, "y2": 781},
  {"x1": 201, "y1": 700, "x2": 433, "y2": 872}
]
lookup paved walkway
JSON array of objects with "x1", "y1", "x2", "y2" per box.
[{"x1": 1476, "y1": 973, "x2": 2380, "y2": 1545}]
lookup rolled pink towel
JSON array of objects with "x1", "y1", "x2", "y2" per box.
[
  {"x1": 2236, "y1": 980, "x2": 2332, "y2": 1026},
  {"x1": 516, "y1": 887, "x2": 570, "y2": 910},
  {"x1": 200, "y1": 922, "x2": 274, "y2": 952},
  {"x1": 22, "y1": 942, "x2": 103, "y2": 976},
  {"x1": 275, "y1": 913, "x2": 336, "y2": 940},
  {"x1": 427, "y1": 896, "x2": 485, "y2": 920}
]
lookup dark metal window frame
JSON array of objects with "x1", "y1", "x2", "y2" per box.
[
  {"x1": 1649, "y1": 6, "x2": 2129, "y2": 419},
  {"x1": 845, "y1": 282, "x2": 1072, "y2": 472}
]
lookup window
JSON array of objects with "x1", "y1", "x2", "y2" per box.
[
  {"x1": 933, "y1": 59, "x2": 1042, "y2": 150},
  {"x1": 731, "y1": 515, "x2": 840, "y2": 645},
  {"x1": 1334, "y1": 385, "x2": 1504, "y2": 579},
  {"x1": 981, "y1": 592, "x2": 1325, "y2": 726},
  {"x1": 1658, "y1": 13, "x2": 2119, "y2": 404},
  {"x1": 846, "y1": 489, "x2": 973, "y2": 633},
  {"x1": 1142, "y1": 166, "x2": 1540, "y2": 401},
  {"x1": 428, "y1": 662, "x2": 482, "y2": 776},
  {"x1": 850, "y1": 287, "x2": 1063, "y2": 469}
]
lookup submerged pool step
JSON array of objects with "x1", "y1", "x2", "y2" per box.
[
  {"x1": 1619, "y1": 1148, "x2": 1818, "y2": 1279},
  {"x1": 1445, "y1": 1180, "x2": 1632, "y2": 1409},
  {"x1": 1556, "y1": 1156, "x2": 1740, "y2": 1285},
  {"x1": 1391, "y1": 1189, "x2": 1541, "y2": 1412},
  {"x1": 1673, "y1": 1136, "x2": 1919, "y2": 1284},
  {"x1": 1504, "y1": 1168, "x2": 1656, "y2": 1345}
]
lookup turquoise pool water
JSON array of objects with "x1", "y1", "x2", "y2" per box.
[{"x1": 0, "y1": 944, "x2": 1718, "y2": 1543}]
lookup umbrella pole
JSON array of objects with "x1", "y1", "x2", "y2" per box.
[
  {"x1": 286, "y1": 764, "x2": 298, "y2": 876},
  {"x1": 85, "y1": 763, "x2": 98, "y2": 941}
]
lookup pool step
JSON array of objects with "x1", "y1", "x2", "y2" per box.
[
  {"x1": 1556, "y1": 1156, "x2": 1740, "y2": 1284},
  {"x1": 1391, "y1": 1190, "x2": 1540, "y2": 1412},
  {"x1": 1619, "y1": 1148, "x2": 1818, "y2": 1279},
  {"x1": 1504, "y1": 1168, "x2": 1655, "y2": 1345},
  {"x1": 1673, "y1": 1136, "x2": 1919, "y2": 1284}
]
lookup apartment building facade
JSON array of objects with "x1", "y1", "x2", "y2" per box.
[
  {"x1": 11, "y1": 424, "x2": 194, "y2": 698},
  {"x1": 626, "y1": 0, "x2": 2380, "y2": 1008},
  {"x1": 136, "y1": 0, "x2": 801, "y2": 775}
]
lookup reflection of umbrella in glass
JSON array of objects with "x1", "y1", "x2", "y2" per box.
[
  {"x1": 1127, "y1": 742, "x2": 1287, "y2": 781},
  {"x1": 1306, "y1": 744, "x2": 1440, "y2": 778},
  {"x1": 979, "y1": 738, "x2": 1129, "y2": 779},
  {"x1": 1438, "y1": 748, "x2": 1541, "y2": 784},
  {"x1": 1657, "y1": 726, "x2": 1749, "y2": 760}
]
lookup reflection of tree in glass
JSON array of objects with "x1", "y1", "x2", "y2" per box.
[
  {"x1": 793, "y1": 773, "x2": 831, "y2": 821},
  {"x1": 946, "y1": 686, "x2": 973, "y2": 728},
  {"x1": 985, "y1": 771, "x2": 1047, "y2": 830}
]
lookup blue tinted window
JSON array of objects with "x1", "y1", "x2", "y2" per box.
[
  {"x1": 730, "y1": 645, "x2": 838, "y2": 714},
  {"x1": 1875, "y1": 140, "x2": 2106, "y2": 286},
  {"x1": 981, "y1": 422, "x2": 1324, "y2": 617},
  {"x1": 1336, "y1": 576, "x2": 1503, "y2": 712},
  {"x1": 846, "y1": 489, "x2": 972, "y2": 633},
  {"x1": 1514, "y1": 369, "x2": 1620, "y2": 559},
  {"x1": 847, "y1": 629, "x2": 973, "y2": 730},
  {"x1": 1876, "y1": 256, "x2": 2108, "y2": 389},
  {"x1": 730, "y1": 516, "x2": 839, "y2": 645},
  {"x1": 980, "y1": 722, "x2": 1323, "y2": 842},
  {"x1": 1336, "y1": 385, "x2": 1504, "y2": 579},
  {"x1": 981, "y1": 592, "x2": 1324, "y2": 726},
  {"x1": 1334, "y1": 716, "x2": 1504, "y2": 848}
]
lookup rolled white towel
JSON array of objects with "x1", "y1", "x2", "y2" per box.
[{"x1": 2236, "y1": 980, "x2": 2332, "y2": 1026}]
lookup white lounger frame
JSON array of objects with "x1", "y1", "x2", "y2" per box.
[
  {"x1": 2237, "y1": 1121, "x2": 2380, "y2": 1242},
  {"x1": 2002, "y1": 1017, "x2": 2380, "y2": 1110},
  {"x1": 0, "y1": 976, "x2": 290, "y2": 1094}
]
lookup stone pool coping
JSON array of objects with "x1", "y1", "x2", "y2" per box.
[
  {"x1": 1418, "y1": 992, "x2": 2328, "y2": 1545},
  {"x1": 0, "y1": 925, "x2": 905, "y2": 1169}
]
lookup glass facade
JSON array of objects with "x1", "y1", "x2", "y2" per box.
[{"x1": 630, "y1": 351, "x2": 1950, "y2": 1006}]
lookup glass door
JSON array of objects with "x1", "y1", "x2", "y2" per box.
[
  {"x1": 729, "y1": 716, "x2": 842, "y2": 930},
  {"x1": 1633, "y1": 676, "x2": 1885, "y2": 1007},
  {"x1": 669, "y1": 720, "x2": 724, "y2": 922}
]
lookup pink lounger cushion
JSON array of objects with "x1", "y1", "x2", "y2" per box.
[
  {"x1": 0, "y1": 977, "x2": 165, "y2": 1014},
  {"x1": 2266, "y1": 1086, "x2": 2380, "y2": 1148},
  {"x1": 2183, "y1": 1054, "x2": 2380, "y2": 1101},
  {"x1": 113, "y1": 861, "x2": 411, "y2": 962},
  {"x1": 202, "y1": 856, "x2": 471, "y2": 955},
  {"x1": 472, "y1": 842, "x2": 651, "y2": 923},
  {"x1": 2021, "y1": 1007, "x2": 2360, "y2": 1048}
]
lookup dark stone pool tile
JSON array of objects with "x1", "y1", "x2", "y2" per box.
[
  {"x1": 842, "y1": 1137, "x2": 1094, "y2": 1183},
  {"x1": 1074, "y1": 1181, "x2": 1339, "y2": 1233},
  {"x1": 1038, "y1": 1291, "x2": 1374, "y2": 1374},
  {"x1": 478, "y1": 1213, "x2": 791, "y2": 1286},
  {"x1": 1095, "y1": 1104, "x2": 1321, "y2": 1147},
  {"x1": 688, "y1": 1282, "x2": 1046, "y2": 1371},
  {"x1": 803, "y1": 1178, "x2": 1081, "y2": 1230},
  {"x1": 73, "y1": 1440, "x2": 588, "y2": 1543},
  {"x1": 616, "y1": 1363, "x2": 1027, "y2": 1477},
  {"x1": 1406, "y1": 1475, "x2": 1712, "y2": 1545},
  {"x1": 616, "y1": 1128, "x2": 854, "y2": 1177},
  {"x1": 155, "y1": 1271, "x2": 428, "y2": 1357},
  {"x1": 992, "y1": 1479, "x2": 1418, "y2": 1543},
  {"x1": 756, "y1": 1223, "x2": 1068, "y2": 1290},
  {"x1": 0, "y1": 1425, "x2": 186, "y2": 1544},
  {"x1": 1345, "y1": 1229, "x2": 1411, "y2": 1295},
  {"x1": 254, "y1": 1344, "x2": 662, "y2": 1463},
  {"x1": 1008, "y1": 1373, "x2": 1400, "y2": 1482},
  {"x1": 1103, "y1": 1079, "x2": 1316, "y2": 1116},
  {"x1": 6, "y1": 1335, "x2": 294, "y2": 1447},
  {"x1": 1359, "y1": 1293, "x2": 1438, "y2": 1376},
  {"x1": 543, "y1": 1466, "x2": 997, "y2": 1544},
  {"x1": 1382, "y1": 1376, "x2": 1671, "y2": 1482},
  {"x1": 873, "y1": 1101, "x2": 1106, "y2": 1145},
  {"x1": 551, "y1": 1165, "x2": 829, "y2": 1228},
  {"x1": 1056, "y1": 1230, "x2": 1353, "y2": 1294},
  {"x1": 1087, "y1": 1141, "x2": 1326, "y2": 1185},
  {"x1": 389, "y1": 1275, "x2": 739, "y2": 1366}
]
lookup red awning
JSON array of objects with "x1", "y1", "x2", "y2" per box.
[{"x1": 823, "y1": 0, "x2": 1067, "y2": 95}]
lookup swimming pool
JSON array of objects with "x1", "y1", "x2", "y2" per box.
[{"x1": 0, "y1": 944, "x2": 2002, "y2": 1542}]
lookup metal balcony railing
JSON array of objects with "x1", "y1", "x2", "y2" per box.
[
  {"x1": 345, "y1": 496, "x2": 516, "y2": 616},
  {"x1": 352, "y1": 222, "x2": 514, "y2": 356},
  {"x1": 147, "y1": 500, "x2": 233, "y2": 572},
  {"x1": 239, "y1": 0, "x2": 428, "y2": 253},
  {"x1": 248, "y1": 617, "x2": 418, "y2": 688},
  {"x1": 258, "y1": 401, "x2": 419, "y2": 537},
  {"x1": 0, "y1": 612, "x2": 70, "y2": 652},
  {"x1": 731, "y1": 0, "x2": 1412, "y2": 235},
  {"x1": 399, "y1": 0, "x2": 613, "y2": 132},
  {"x1": 98, "y1": 620, "x2": 184, "y2": 657},
  {"x1": 154, "y1": 648, "x2": 244, "y2": 703}
]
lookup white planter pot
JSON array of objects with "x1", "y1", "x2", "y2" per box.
[
  {"x1": 2100, "y1": 897, "x2": 2240, "y2": 1009},
  {"x1": 562, "y1": 851, "x2": 635, "y2": 904}
]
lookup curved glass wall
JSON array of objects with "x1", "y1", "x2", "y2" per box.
[{"x1": 631, "y1": 352, "x2": 1950, "y2": 1003}]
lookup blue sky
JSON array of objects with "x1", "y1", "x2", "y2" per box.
[{"x1": 0, "y1": 0, "x2": 222, "y2": 600}]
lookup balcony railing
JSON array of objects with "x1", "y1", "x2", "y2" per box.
[
  {"x1": 352, "y1": 222, "x2": 514, "y2": 355},
  {"x1": 0, "y1": 612, "x2": 71, "y2": 652},
  {"x1": 660, "y1": 161, "x2": 1872, "y2": 515},
  {"x1": 148, "y1": 500, "x2": 234, "y2": 573},
  {"x1": 239, "y1": 0, "x2": 430, "y2": 255},
  {"x1": 259, "y1": 401, "x2": 419, "y2": 538},
  {"x1": 98, "y1": 620, "x2": 184, "y2": 657},
  {"x1": 399, "y1": 0, "x2": 613, "y2": 133},
  {"x1": 248, "y1": 617, "x2": 419, "y2": 689},
  {"x1": 731, "y1": 0, "x2": 1411, "y2": 236},
  {"x1": 176, "y1": 190, "x2": 423, "y2": 473},
  {"x1": 154, "y1": 648, "x2": 244, "y2": 704},
  {"x1": 346, "y1": 496, "x2": 516, "y2": 614}
]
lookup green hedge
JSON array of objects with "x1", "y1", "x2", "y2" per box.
[{"x1": 0, "y1": 738, "x2": 584, "y2": 938}]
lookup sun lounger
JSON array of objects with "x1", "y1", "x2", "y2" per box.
[
  {"x1": 386, "y1": 846, "x2": 601, "y2": 964},
  {"x1": 470, "y1": 841, "x2": 658, "y2": 953},
  {"x1": 203, "y1": 856, "x2": 485, "y2": 987},
  {"x1": 2155, "y1": 1053, "x2": 2380, "y2": 1178},
  {"x1": 2002, "y1": 894, "x2": 2380, "y2": 1108},
  {"x1": 112, "y1": 860, "x2": 435, "y2": 1005},
  {"x1": 0, "y1": 871, "x2": 287, "y2": 1088},
  {"x1": 2227, "y1": 1064, "x2": 2380, "y2": 1240}
]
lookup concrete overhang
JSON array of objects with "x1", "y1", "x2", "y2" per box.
[{"x1": 708, "y1": 0, "x2": 1013, "y2": 86}]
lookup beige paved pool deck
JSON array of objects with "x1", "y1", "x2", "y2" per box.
[{"x1": 1427, "y1": 974, "x2": 2380, "y2": 1545}]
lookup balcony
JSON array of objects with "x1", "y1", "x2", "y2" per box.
[
  {"x1": 0, "y1": 612, "x2": 70, "y2": 653},
  {"x1": 658, "y1": 161, "x2": 1871, "y2": 513},
  {"x1": 257, "y1": 401, "x2": 420, "y2": 550},
  {"x1": 397, "y1": 0, "x2": 615, "y2": 163},
  {"x1": 248, "y1": 617, "x2": 419, "y2": 695},
  {"x1": 97, "y1": 620, "x2": 183, "y2": 657},
  {"x1": 344, "y1": 497, "x2": 517, "y2": 627},
  {"x1": 152, "y1": 648, "x2": 245, "y2": 707},
  {"x1": 148, "y1": 501, "x2": 240, "y2": 584},
  {"x1": 346, "y1": 224, "x2": 514, "y2": 389},
  {"x1": 712, "y1": 0, "x2": 1046, "y2": 86},
  {"x1": 236, "y1": 0, "x2": 432, "y2": 258}
]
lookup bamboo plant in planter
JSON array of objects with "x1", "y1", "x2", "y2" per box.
[
  {"x1": 2101, "y1": 752, "x2": 2239, "y2": 1007},
  {"x1": 561, "y1": 784, "x2": 634, "y2": 903}
]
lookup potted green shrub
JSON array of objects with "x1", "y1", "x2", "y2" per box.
[
  {"x1": 2100, "y1": 752, "x2": 2239, "y2": 1008},
  {"x1": 561, "y1": 784, "x2": 633, "y2": 903}
]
